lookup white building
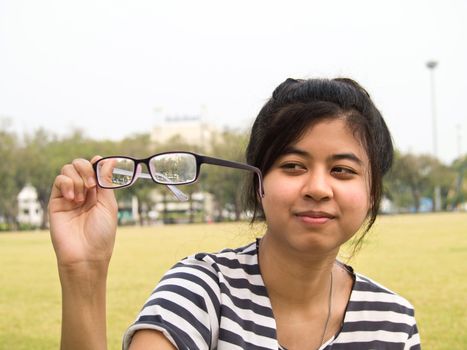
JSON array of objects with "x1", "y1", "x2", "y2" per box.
[
  {"x1": 150, "y1": 115, "x2": 219, "y2": 150},
  {"x1": 17, "y1": 184, "x2": 43, "y2": 227}
]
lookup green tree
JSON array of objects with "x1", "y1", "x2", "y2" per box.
[
  {"x1": 0, "y1": 120, "x2": 24, "y2": 230},
  {"x1": 428, "y1": 158, "x2": 456, "y2": 211},
  {"x1": 20, "y1": 129, "x2": 54, "y2": 229},
  {"x1": 447, "y1": 155, "x2": 467, "y2": 209},
  {"x1": 384, "y1": 152, "x2": 456, "y2": 212},
  {"x1": 384, "y1": 151, "x2": 411, "y2": 210},
  {"x1": 204, "y1": 129, "x2": 249, "y2": 221}
]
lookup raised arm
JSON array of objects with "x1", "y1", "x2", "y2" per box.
[{"x1": 49, "y1": 156, "x2": 118, "y2": 350}]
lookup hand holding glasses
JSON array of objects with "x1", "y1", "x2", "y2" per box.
[{"x1": 92, "y1": 151, "x2": 264, "y2": 201}]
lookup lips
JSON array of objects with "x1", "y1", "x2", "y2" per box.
[
  {"x1": 294, "y1": 210, "x2": 336, "y2": 224},
  {"x1": 295, "y1": 210, "x2": 336, "y2": 219}
]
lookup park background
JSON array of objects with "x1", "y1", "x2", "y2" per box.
[
  {"x1": 1, "y1": 214, "x2": 466, "y2": 349},
  {"x1": 1, "y1": 0, "x2": 467, "y2": 349}
]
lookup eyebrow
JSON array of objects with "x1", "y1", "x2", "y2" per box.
[
  {"x1": 281, "y1": 147, "x2": 364, "y2": 165},
  {"x1": 330, "y1": 153, "x2": 364, "y2": 165},
  {"x1": 281, "y1": 147, "x2": 308, "y2": 157}
]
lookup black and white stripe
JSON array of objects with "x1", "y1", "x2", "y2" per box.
[{"x1": 123, "y1": 242, "x2": 420, "y2": 350}]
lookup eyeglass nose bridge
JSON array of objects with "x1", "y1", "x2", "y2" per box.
[{"x1": 130, "y1": 163, "x2": 143, "y2": 186}]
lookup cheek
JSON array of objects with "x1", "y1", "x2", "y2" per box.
[
  {"x1": 341, "y1": 186, "x2": 371, "y2": 218},
  {"x1": 335, "y1": 186, "x2": 371, "y2": 239},
  {"x1": 261, "y1": 175, "x2": 296, "y2": 213}
]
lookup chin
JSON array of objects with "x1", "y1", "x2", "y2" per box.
[{"x1": 286, "y1": 234, "x2": 339, "y2": 256}]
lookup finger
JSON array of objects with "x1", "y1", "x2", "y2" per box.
[
  {"x1": 61, "y1": 164, "x2": 86, "y2": 203},
  {"x1": 50, "y1": 174, "x2": 75, "y2": 201},
  {"x1": 89, "y1": 156, "x2": 118, "y2": 210},
  {"x1": 103, "y1": 159, "x2": 118, "y2": 184},
  {"x1": 91, "y1": 156, "x2": 117, "y2": 188},
  {"x1": 72, "y1": 158, "x2": 97, "y2": 189},
  {"x1": 49, "y1": 175, "x2": 99, "y2": 215},
  {"x1": 90, "y1": 155, "x2": 103, "y2": 164},
  {"x1": 98, "y1": 158, "x2": 118, "y2": 188}
]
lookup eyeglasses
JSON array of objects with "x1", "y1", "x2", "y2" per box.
[{"x1": 92, "y1": 151, "x2": 264, "y2": 201}]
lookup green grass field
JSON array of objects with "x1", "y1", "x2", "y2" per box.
[{"x1": 0, "y1": 212, "x2": 466, "y2": 349}]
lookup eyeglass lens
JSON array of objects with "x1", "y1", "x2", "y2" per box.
[
  {"x1": 96, "y1": 158, "x2": 135, "y2": 188},
  {"x1": 149, "y1": 153, "x2": 197, "y2": 184}
]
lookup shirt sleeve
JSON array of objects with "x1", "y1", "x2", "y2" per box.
[
  {"x1": 404, "y1": 322, "x2": 421, "y2": 350},
  {"x1": 122, "y1": 255, "x2": 221, "y2": 350}
]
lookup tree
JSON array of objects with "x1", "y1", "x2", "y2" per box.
[
  {"x1": 204, "y1": 129, "x2": 249, "y2": 221},
  {"x1": 447, "y1": 155, "x2": 467, "y2": 209},
  {"x1": 0, "y1": 119, "x2": 24, "y2": 229},
  {"x1": 428, "y1": 158, "x2": 456, "y2": 211},
  {"x1": 384, "y1": 151, "x2": 456, "y2": 212},
  {"x1": 384, "y1": 151, "x2": 413, "y2": 210}
]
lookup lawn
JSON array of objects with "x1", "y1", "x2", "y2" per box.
[{"x1": 0, "y1": 212, "x2": 466, "y2": 349}]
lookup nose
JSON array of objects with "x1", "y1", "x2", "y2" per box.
[{"x1": 301, "y1": 169, "x2": 333, "y2": 201}]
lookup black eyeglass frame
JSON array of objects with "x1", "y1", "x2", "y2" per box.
[{"x1": 92, "y1": 151, "x2": 264, "y2": 197}]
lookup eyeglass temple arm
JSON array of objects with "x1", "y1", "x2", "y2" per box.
[
  {"x1": 198, "y1": 155, "x2": 264, "y2": 197},
  {"x1": 136, "y1": 172, "x2": 188, "y2": 201}
]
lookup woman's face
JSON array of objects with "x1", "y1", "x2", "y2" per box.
[{"x1": 261, "y1": 118, "x2": 371, "y2": 255}]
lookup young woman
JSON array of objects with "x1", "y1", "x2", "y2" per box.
[{"x1": 49, "y1": 78, "x2": 421, "y2": 350}]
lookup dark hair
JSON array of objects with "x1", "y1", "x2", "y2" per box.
[{"x1": 245, "y1": 78, "x2": 393, "y2": 250}]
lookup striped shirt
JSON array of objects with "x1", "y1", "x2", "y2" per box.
[{"x1": 123, "y1": 241, "x2": 421, "y2": 350}]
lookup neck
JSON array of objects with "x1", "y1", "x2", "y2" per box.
[{"x1": 258, "y1": 233, "x2": 337, "y2": 307}]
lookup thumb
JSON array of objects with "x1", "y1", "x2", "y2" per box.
[
  {"x1": 97, "y1": 186, "x2": 117, "y2": 208},
  {"x1": 90, "y1": 154, "x2": 103, "y2": 165}
]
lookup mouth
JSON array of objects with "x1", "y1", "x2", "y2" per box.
[{"x1": 294, "y1": 210, "x2": 336, "y2": 224}]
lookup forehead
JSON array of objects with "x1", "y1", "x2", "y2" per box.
[{"x1": 289, "y1": 118, "x2": 369, "y2": 161}]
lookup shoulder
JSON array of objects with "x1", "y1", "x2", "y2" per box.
[
  {"x1": 351, "y1": 272, "x2": 416, "y2": 316},
  {"x1": 189, "y1": 240, "x2": 259, "y2": 265},
  {"x1": 171, "y1": 241, "x2": 260, "y2": 281},
  {"x1": 330, "y1": 269, "x2": 421, "y2": 348},
  {"x1": 156, "y1": 240, "x2": 260, "y2": 300}
]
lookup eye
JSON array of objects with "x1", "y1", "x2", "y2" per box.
[
  {"x1": 331, "y1": 166, "x2": 357, "y2": 178},
  {"x1": 280, "y1": 162, "x2": 307, "y2": 174}
]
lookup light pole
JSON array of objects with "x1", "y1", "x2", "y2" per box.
[
  {"x1": 457, "y1": 124, "x2": 462, "y2": 158},
  {"x1": 426, "y1": 60, "x2": 441, "y2": 211},
  {"x1": 426, "y1": 60, "x2": 438, "y2": 157}
]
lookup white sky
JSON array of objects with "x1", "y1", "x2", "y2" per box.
[{"x1": 1, "y1": 0, "x2": 466, "y2": 164}]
